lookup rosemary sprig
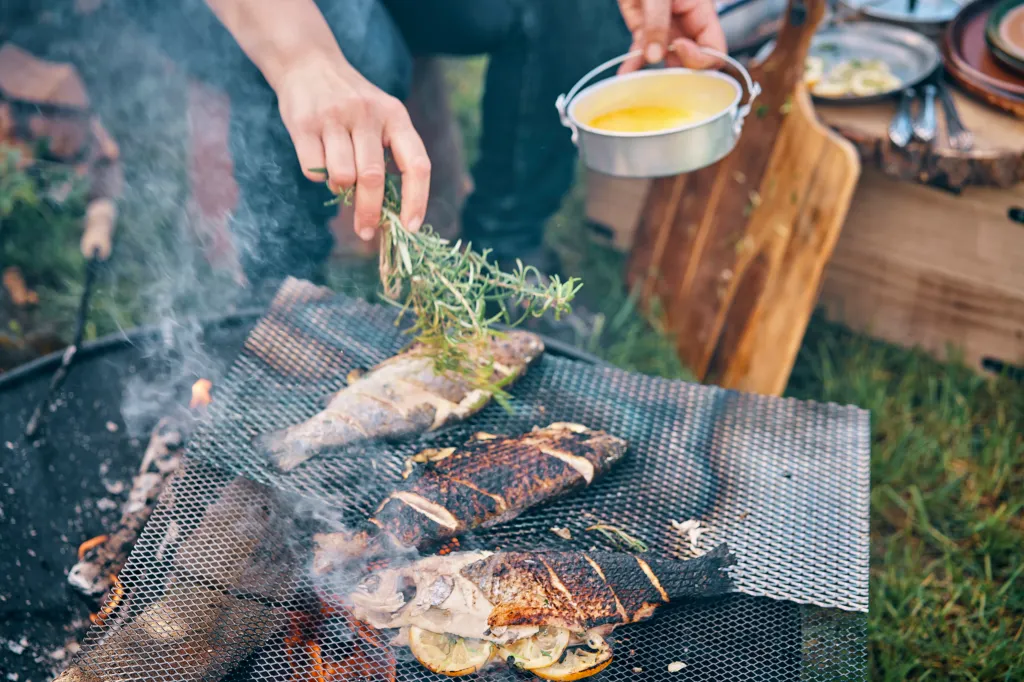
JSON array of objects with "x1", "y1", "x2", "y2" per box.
[
  {"x1": 585, "y1": 522, "x2": 649, "y2": 553},
  {"x1": 314, "y1": 170, "x2": 582, "y2": 398}
]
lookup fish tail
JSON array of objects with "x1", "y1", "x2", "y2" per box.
[
  {"x1": 655, "y1": 543, "x2": 737, "y2": 601},
  {"x1": 312, "y1": 528, "x2": 385, "y2": 574},
  {"x1": 256, "y1": 427, "x2": 316, "y2": 472}
]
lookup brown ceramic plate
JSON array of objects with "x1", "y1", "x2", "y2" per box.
[
  {"x1": 944, "y1": 0, "x2": 1024, "y2": 96},
  {"x1": 943, "y1": 41, "x2": 1024, "y2": 116}
]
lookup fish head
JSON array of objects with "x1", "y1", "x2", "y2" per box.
[{"x1": 490, "y1": 331, "x2": 545, "y2": 370}]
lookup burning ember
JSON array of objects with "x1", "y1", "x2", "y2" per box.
[
  {"x1": 284, "y1": 604, "x2": 396, "y2": 682},
  {"x1": 190, "y1": 378, "x2": 213, "y2": 409}
]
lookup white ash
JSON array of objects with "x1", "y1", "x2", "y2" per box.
[
  {"x1": 7, "y1": 637, "x2": 28, "y2": 654},
  {"x1": 96, "y1": 497, "x2": 118, "y2": 512},
  {"x1": 671, "y1": 519, "x2": 709, "y2": 556},
  {"x1": 103, "y1": 479, "x2": 127, "y2": 495}
]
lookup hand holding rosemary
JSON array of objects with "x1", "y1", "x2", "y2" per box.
[{"x1": 313, "y1": 169, "x2": 583, "y2": 399}]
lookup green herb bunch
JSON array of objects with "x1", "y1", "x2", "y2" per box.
[{"x1": 316, "y1": 171, "x2": 582, "y2": 396}]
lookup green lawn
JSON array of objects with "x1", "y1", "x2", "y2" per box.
[{"x1": 1, "y1": 22, "x2": 1021, "y2": 679}]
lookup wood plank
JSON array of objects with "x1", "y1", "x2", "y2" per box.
[
  {"x1": 820, "y1": 243, "x2": 1024, "y2": 370},
  {"x1": 832, "y1": 168, "x2": 1024, "y2": 295}
]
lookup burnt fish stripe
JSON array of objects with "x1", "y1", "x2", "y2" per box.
[
  {"x1": 404, "y1": 476, "x2": 505, "y2": 530},
  {"x1": 588, "y1": 551, "x2": 668, "y2": 622},
  {"x1": 540, "y1": 553, "x2": 625, "y2": 629},
  {"x1": 642, "y1": 544, "x2": 737, "y2": 601}
]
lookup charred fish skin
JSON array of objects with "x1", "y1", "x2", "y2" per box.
[
  {"x1": 461, "y1": 545, "x2": 736, "y2": 632},
  {"x1": 312, "y1": 424, "x2": 628, "y2": 572},
  {"x1": 260, "y1": 330, "x2": 545, "y2": 471},
  {"x1": 374, "y1": 423, "x2": 628, "y2": 546}
]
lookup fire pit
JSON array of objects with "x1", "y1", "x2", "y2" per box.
[{"x1": 3, "y1": 278, "x2": 870, "y2": 682}]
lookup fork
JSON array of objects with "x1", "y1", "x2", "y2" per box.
[{"x1": 936, "y1": 80, "x2": 974, "y2": 151}]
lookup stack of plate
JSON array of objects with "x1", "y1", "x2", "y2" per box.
[
  {"x1": 986, "y1": 0, "x2": 1024, "y2": 72},
  {"x1": 943, "y1": 0, "x2": 1024, "y2": 116}
]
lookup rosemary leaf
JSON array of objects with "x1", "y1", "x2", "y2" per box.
[{"x1": 318, "y1": 172, "x2": 582, "y2": 397}]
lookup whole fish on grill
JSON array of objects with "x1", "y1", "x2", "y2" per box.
[
  {"x1": 345, "y1": 545, "x2": 736, "y2": 678},
  {"x1": 313, "y1": 423, "x2": 627, "y2": 573},
  {"x1": 259, "y1": 330, "x2": 545, "y2": 471}
]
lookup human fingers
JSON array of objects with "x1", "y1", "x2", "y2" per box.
[
  {"x1": 640, "y1": 0, "x2": 672, "y2": 64},
  {"x1": 351, "y1": 121, "x2": 387, "y2": 241},
  {"x1": 670, "y1": 0, "x2": 727, "y2": 67},
  {"x1": 618, "y1": 32, "x2": 647, "y2": 74},
  {"x1": 322, "y1": 121, "x2": 356, "y2": 193},
  {"x1": 291, "y1": 131, "x2": 327, "y2": 183},
  {"x1": 382, "y1": 102, "x2": 430, "y2": 232}
]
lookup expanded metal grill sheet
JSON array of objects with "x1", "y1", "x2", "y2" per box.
[{"x1": 72, "y1": 277, "x2": 870, "y2": 682}]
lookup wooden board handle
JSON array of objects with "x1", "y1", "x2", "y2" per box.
[
  {"x1": 761, "y1": 0, "x2": 828, "y2": 89},
  {"x1": 81, "y1": 197, "x2": 118, "y2": 261}
]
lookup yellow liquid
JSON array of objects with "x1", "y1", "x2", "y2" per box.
[{"x1": 588, "y1": 105, "x2": 695, "y2": 133}]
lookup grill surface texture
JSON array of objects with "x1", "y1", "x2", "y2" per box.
[{"x1": 68, "y1": 277, "x2": 870, "y2": 682}]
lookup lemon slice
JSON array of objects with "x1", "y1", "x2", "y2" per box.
[
  {"x1": 849, "y1": 70, "x2": 901, "y2": 96},
  {"x1": 533, "y1": 636, "x2": 613, "y2": 682},
  {"x1": 804, "y1": 56, "x2": 825, "y2": 89},
  {"x1": 408, "y1": 626, "x2": 494, "y2": 677},
  {"x1": 811, "y1": 80, "x2": 850, "y2": 98},
  {"x1": 498, "y1": 627, "x2": 571, "y2": 671}
]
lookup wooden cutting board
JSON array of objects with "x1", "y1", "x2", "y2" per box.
[{"x1": 626, "y1": 0, "x2": 860, "y2": 396}]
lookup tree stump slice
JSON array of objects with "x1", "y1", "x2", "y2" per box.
[{"x1": 817, "y1": 86, "x2": 1024, "y2": 190}]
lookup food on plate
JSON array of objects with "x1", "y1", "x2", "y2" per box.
[
  {"x1": 259, "y1": 330, "x2": 545, "y2": 471},
  {"x1": 312, "y1": 423, "x2": 628, "y2": 572},
  {"x1": 804, "y1": 56, "x2": 902, "y2": 97},
  {"x1": 345, "y1": 545, "x2": 736, "y2": 678},
  {"x1": 587, "y1": 105, "x2": 698, "y2": 133}
]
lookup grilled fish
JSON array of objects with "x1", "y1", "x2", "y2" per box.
[
  {"x1": 346, "y1": 546, "x2": 735, "y2": 677},
  {"x1": 260, "y1": 330, "x2": 545, "y2": 471},
  {"x1": 312, "y1": 423, "x2": 627, "y2": 573}
]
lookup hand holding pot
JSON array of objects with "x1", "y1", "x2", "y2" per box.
[{"x1": 616, "y1": 0, "x2": 727, "y2": 73}]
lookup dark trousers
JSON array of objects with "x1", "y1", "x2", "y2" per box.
[{"x1": 126, "y1": 0, "x2": 630, "y2": 286}]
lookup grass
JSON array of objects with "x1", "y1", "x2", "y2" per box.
[{"x1": 0, "y1": 23, "x2": 1020, "y2": 679}]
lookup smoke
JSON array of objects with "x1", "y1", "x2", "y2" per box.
[{"x1": 4, "y1": 1, "x2": 329, "y2": 433}]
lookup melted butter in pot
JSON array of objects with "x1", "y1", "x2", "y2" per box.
[{"x1": 587, "y1": 105, "x2": 696, "y2": 133}]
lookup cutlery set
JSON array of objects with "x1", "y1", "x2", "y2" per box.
[{"x1": 888, "y1": 79, "x2": 975, "y2": 150}]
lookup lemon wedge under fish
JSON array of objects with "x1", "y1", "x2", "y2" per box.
[
  {"x1": 533, "y1": 635, "x2": 614, "y2": 681},
  {"x1": 498, "y1": 627, "x2": 571, "y2": 671},
  {"x1": 408, "y1": 626, "x2": 494, "y2": 677}
]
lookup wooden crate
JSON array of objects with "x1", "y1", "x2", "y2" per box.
[
  {"x1": 584, "y1": 165, "x2": 1024, "y2": 375},
  {"x1": 818, "y1": 167, "x2": 1024, "y2": 374}
]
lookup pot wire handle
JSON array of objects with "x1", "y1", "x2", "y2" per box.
[
  {"x1": 556, "y1": 50, "x2": 642, "y2": 144},
  {"x1": 696, "y1": 47, "x2": 762, "y2": 133}
]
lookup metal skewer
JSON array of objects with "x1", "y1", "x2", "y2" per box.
[{"x1": 25, "y1": 198, "x2": 117, "y2": 439}]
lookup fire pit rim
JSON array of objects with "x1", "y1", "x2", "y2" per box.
[{"x1": 0, "y1": 311, "x2": 607, "y2": 392}]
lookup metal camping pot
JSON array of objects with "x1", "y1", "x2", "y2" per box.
[{"x1": 556, "y1": 47, "x2": 761, "y2": 178}]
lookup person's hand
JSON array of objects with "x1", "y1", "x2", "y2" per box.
[
  {"x1": 617, "y1": 0, "x2": 727, "y2": 73},
  {"x1": 273, "y1": 50, "x2": 431, "y2": 241}
]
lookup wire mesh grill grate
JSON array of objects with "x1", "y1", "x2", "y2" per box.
[{"x1": 71, "y1": 277, "x2": 870, "y2": 682}]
